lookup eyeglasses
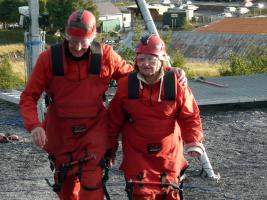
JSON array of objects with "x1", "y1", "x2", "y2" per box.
[
  {"x1": 67, "y1": 37, "x2": 92, "y2": 48},
  {"x1": 136, "y1": 54, "x2": 160, "y2": 65}
]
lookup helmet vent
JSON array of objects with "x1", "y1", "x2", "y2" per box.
[
  {"x1": 76, "y1": 9, "x2": 84, "y2": 22},
  {"x1": 141, "y1": 34, "x2": 151, "y2": 45}
]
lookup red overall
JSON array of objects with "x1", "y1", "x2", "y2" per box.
[
  {"x1": 20, "y1": 42, "x2": 133, "y2": 200},
  {"x1": 108, "y1": 71, "x2": 204, "y2": 200}
]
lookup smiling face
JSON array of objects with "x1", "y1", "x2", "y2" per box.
[
  {"x1": 67, "y1": 37, "x2": 91, "y2": 58},
  {"x1": 136, "y1": 54, "x2": 162, "y2": 79}
]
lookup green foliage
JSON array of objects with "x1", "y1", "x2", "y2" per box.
[
  {"x1": 181, "y1": 18, "x2": 194, "y2": 31},
  {"x1": 191, "y1": 17, "x2": 197, "y2": 23},
  {"x1": 159, "y1": 30, "x2": 172, "y2": 55},
  {"x1": 116, "y1": 17, "x2": 144, "y2": 64},
  {"x1": 170, "y1": 51, "x2": 194, "y2": 78},
  {"x1": 221, "y1": 46, "x2": 267, "y2": 76},
  {"x1": 0, "y1": 0, "x2": 27, "y2": 27},
  {"x1": 171, "y1": 51, "x2": 186, "y2": 68},
  {"x1": 39, "y1": 0, "x2": 48, "y2": 13},
  {"x1": 131, "y1": 17, "x2": 145, "y2": 47},
  {"x1": 0, "y1": 29, "x2": 60, "y2": 46},
  {"x1": 0, "y1": 56, "x2": 24, "y2": 90},
  {"x1": 118, "y1": 44, "x2": 134, "y2": 65},
  {"x1": 0, "y1": 29, "x2": 24, "y2": 44},
  {"x1": 46, "y1": 0, "x2": 99, "y2": 33}
]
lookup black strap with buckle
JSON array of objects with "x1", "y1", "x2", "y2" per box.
[
  {"x1": 72, "y1": 125, "x2": 87, "y2": 136},
  {"x1": 147, "y1": 143, "x2": 162, "y2": 154}
]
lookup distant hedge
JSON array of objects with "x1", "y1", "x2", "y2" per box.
[
  {"x1": 0, "y1": 29, "x2": 59, "y2": 46},
  {"x1": 0, "y1": 29, "x2": 24, "y2": 44}
]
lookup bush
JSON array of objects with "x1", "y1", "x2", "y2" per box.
[
  {"x1": 0, "y1": 56, "x2": 24, "y2": 90},
  {"x1": 0, "y1": 29, "x2": 24, "y2": 44},
  {"x1": 221, "y1": 46, "x2": 267, "y2": 76},
  {"x1": 171, "y1": 51, "x2": 186, "y2": 68},
  {"x1": 181, "y1": 19, "x2": 194, "y2": 31}
]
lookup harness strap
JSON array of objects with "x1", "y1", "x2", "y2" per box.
[
  {"x1": 163, "y1": 71, "x2": 176, "y2": 101},
  {"x1": 47, "y1": 164, "x2": 68, "y2": 193},
  {"x1": 124, "y1": 176, "x2": 183, "y2": 200},
  {"x1": 179, "y1": 180, "x2": 184, "y2": 200},
  {"x1": 50, "y1": 42, "x2": 102, "y2": 76},
  {"x1": 161, "y1": 190, "x2": 168, "y2": 200},
  {"x1": 137, "y1": 172, "x2": 144, "y2": 188},
  {"x1": 125, "y1": 179, "x2": 134, "y2": 200},
  {"x1": 160, "y1": 172, "x2": 167, "y2": 188},
  {"x1": 76, "y1": 148, "x2": 90, "y2": 181},
  {"x1": 77, "y1": 160, "x2": 84, "y2": 181},
  {"x1": 51, "y1": 43, "x2": 64, "y2": 76},
  {"x1": 89, "y1": 41, "x2": 102, "y2": 74},
  {"x1": 128, "y1": 72, "x2": 139, "y2": 99},
  {"x1": 66, "y1": 152, "x2": 73, "y2": 169},
  {"x1": 48, "y1": 155, "x2": 56, "y2": 171},
  {"x1": 98, "y1": 158, "x2": 111, "y2": 200},
  {"x1": 127, "y1": 71, "x2": 176, "y2": 100},
  {"x1": 46, "y1": 151, "x2": 96, "y2": 193}
]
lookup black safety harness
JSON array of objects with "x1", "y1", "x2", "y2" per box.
[
  {"x1": 125, "y1": 171, "x2": 185, "y2": 200},
  {"x1": 128, "y1": 71, "x2": 176, "y2": 100},
  {"x1": 50, "y1": 41, "x2": 102, "y2": 76},
  {"x1": 45, "y1": 41, "x2": 111, "y2": 200}
]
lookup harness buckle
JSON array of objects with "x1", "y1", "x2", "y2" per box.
[
  {"x1": 147, "y1": 143, "x2": 162, "y2": 154},
  {"x1": 72, "y1": 125, "x2": 87, "y2": 136}
]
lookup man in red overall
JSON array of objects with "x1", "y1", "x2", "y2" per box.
[
  {"x1": 19, "y1": 10, "x2": 187, "y2": 200},
  {"x1": 107, "y1": 34, "x2": 205, "y2": 200}
]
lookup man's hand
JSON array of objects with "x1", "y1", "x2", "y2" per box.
[
  {"x1": 169, "y1": 68, "x2": 187, "y2": 86},
  {"x1": 30, "y1": 127, "x2": 47, "y2": 148}
]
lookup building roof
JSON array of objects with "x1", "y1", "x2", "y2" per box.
[
  {"x1": 127, "y1": 4, "x2": 170, "y2": 15},
  {"x1": 95, "y1": 2, "x2": 121, "y2": 16},
  {"x1": 196, "y1": 17, "x2": 267, "y2": 35}
]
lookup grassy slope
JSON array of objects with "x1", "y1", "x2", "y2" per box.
[{"x1": 186, "y1": 62, "x2": 222, "y2": 78}]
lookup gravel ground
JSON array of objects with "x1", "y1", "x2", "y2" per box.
[{"x1": 0, "y1": 99, "x2": 267, "y2": 200}]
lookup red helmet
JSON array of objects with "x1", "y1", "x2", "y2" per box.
[
  {"x1": 135, "y1": 34, "x2": 167, "y2": 60},
  {"x1": 65, "y1": 10, "x2": 96, "y2": 40}
]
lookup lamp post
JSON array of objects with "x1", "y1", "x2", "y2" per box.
[{"x1": 28, "y1": 0, "x2": 45, "y2": 121}]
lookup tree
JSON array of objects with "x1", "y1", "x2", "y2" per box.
[
  {"x1": 0, "y1": 0, "x2": 27, "y2": 29},
  {"x1": 46, "y1": 0, "x2": 99, "y2": 33},
  {"x1": 39, "y1": 0, "x2": 48, "y2": 14},
  {"x1": 117, "y1": 17, "x2": 145, "y2": 63}
]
